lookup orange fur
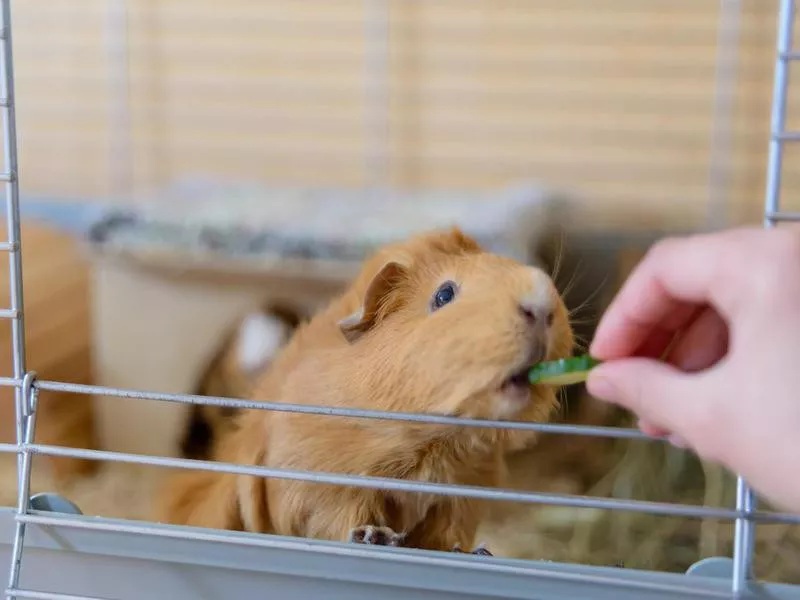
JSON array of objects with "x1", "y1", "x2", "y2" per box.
[
  {"x1": 154, "y1": 228, "x2": 574, "y2": 552},
  {"x1": 181, "y1": 304, "x2": 301, "y2": 460},
  {"x1": 35, "y1": 390, "x2": 98, "y2": 484}
]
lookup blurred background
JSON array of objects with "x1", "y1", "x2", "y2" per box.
[
  {"x1": 11, "y1": 1, "x2": 798, "y2": 224},
  {"x1": 1, "y1": 0, "x2": 799, "y2": 584}
]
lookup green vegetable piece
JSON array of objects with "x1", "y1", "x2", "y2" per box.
[{"x1": 528, "y1": 354, "x2": 601, "y2": 386}]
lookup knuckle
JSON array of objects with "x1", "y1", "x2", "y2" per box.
[
  {"x1": 638, "y1": 236, "x2": 682, "y2": 278},
  {"x1": 648, "y1": 236, "x2": 679, "y2": 262}
]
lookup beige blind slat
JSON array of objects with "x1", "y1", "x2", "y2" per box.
[{"x1": 6, "y1": 1, "x2": 795, "y2": 229}]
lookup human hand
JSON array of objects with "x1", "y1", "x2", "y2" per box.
[{"x1": 586, "y1": 226, "x2": 800, "y2": 512}]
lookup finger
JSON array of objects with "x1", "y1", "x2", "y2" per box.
[
  {"x1": 664, "y1": 306, "x2": 728, "y2": 372},
  {"x1": 586, "y1": 358, "x2": 714, "y2": 437},
  {"x1": 637, "y1": 420, "x2": 688, "y2": 449},
  {"x1": 609, "y1": 302, "x2": 709, "y2": 361},
  {"x1": 606, "y1": 308, "x2": 727, "y2": 444},
  {"x1": 637, "y1": 419, "x2": 669, "y2": 437},
  {"x1": 590, "y1": 229, "x2": 759, "y2": 360},
  {"x1": 633, "y1": 319, "x2": 688, "y2": 360}
]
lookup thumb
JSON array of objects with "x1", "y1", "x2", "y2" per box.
[{"x1": 586, "y1": 358, "x2": 709, "y2": 438}]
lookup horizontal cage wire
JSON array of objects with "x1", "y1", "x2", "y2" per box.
[
  {"x1": 12, "y1": 441, "x2": 800, "y2": 526},
  {"x1": 0, "y1": 377, "x2": 797, "y2": 527},
  {"x1": 6, "y1": 592, "x2": 101, "y2": 600},
  {"x1": 25, "y1": 379, "x2": 656, "y2": 439},
  {"x1": 3, "y1": 1, "x2": 800, "y2": 599}
]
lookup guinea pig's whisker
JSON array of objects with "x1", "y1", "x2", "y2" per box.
[
  {"x1": 549, "y1": 232, "x2": 567, "y2": 284},
  {"x1": 570, "y1": 340, "x2": 589, "y2": 354},
  {"x1": 559, "y1": 262, "x2": 584, "y2": 300},
  {"x1": 567, "y1": 302, "x2": 594, "y2": 318},
  {"x1": 567, "y1": 278, "x2": 608, "y2": 318},
  {"x1": 567, "y1": 317, "x2": 596, "y2": 327},
  {"x1": 572, "y1": 339, "x2": 589, "y2": 353},
  {"x1": 568, "y1": 309, "x2": 598, "y2": 325},
  {"x1": 560, "y1": 389, "x2": 570, "y2": 414}
]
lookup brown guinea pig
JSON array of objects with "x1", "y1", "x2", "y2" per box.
[
  {"x1": 153, "y1": 227, "x2": 574, "y2": 554},
  {"x1": 181, "y1": 303, "x2": 302, "y2": 461}
]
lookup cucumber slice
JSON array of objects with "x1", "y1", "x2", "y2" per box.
[{"x1": 528, "y1": 354, "x2": 601, "y2": 386}]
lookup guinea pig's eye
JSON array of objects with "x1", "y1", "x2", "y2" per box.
[{"x1": 431, "y1": 281, "x2": 457, "y2": 311}]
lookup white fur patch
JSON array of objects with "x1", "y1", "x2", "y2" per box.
[
  {"x1": 235, "y1": 312, "x2": 290, "y2": 373},
  {"x1": 526, "y1": 267, "x2": 556, "y2": 314}
]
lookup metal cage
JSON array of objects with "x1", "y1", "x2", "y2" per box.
[{"x1": 2, "y1": 1, "x2": 800, "y2": 599}]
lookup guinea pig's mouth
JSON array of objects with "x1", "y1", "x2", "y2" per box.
[
  {"x1": 495, "y1": 365, "x2": 536, "y2": 415},
  {"x1": 500, "y1": 367, "x2": 531, "y2": 392},
  {"x1": 498, "y1": 345, "x2": 546, "y2": 397}
]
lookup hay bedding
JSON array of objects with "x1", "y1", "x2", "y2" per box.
[
  {"x1": 477, "y1": 395, "x2": 800, "y2": 584},
  {"x1": 0, "y1": 453, "x2": 163, "y2": 523},
  {"x1": 3, "y1": 396, "x2": 798, "y2": 585}
]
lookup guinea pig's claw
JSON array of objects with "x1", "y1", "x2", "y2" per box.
[
  {"x1": 472, "y1": 543, "x2": 493, "y2": 556},
  {"x1": 348, "y1": 525, "x2": 406, "y2": 547},
  {"x1": 452, "y1": 542, "x2": 493, "y2": 556}
]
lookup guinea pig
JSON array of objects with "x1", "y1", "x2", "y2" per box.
[
  {"x1": 153, "y1": 227, "x2": 574, "y2": 554},
  {"x1": 181, "y1": 303, "x2": 302, "y2": 461}
]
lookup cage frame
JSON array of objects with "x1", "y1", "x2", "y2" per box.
[{"x1": 2, "y1": 1, "x2": 800, "y2": 599}]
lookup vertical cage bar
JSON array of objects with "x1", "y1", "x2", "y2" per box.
[
  {"x1": 365, "y1": 0, "x2": 390, "y2": 197},
  {"x1": 705, "y1": 0, "x2": 742, "y2": 231},
  {"x1": 1, "y1": 0, "x2": 24, "y2": 388},
  {"x1": 7, "y1": 375, "x2": 37, "y2": 600},
  {"x1": 764, "y1": 0, "x2": 795, "y2": 229},
  {"x1": 731, "y1": 479, "x2": 756, "y2": 594},
  {"x1": 0, "y1": 0, "x2": 21, "y2": 470},
  {"x1": 731, "y1": 0, "x2": 797, "y2": 594},
  {"x1": 0, "y1": 2, "x2": 29, "y2": 598}
]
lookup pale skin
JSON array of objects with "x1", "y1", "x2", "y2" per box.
[{"x1": 585, "y1": 226, "x2": 800, "y2": 514}]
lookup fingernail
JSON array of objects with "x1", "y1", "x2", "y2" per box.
[{"x1": 587, "y1": 373, "x2": 616, "y2": 402}]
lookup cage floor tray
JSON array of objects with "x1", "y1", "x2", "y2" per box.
[{"x1": 1, "y1": 507, "x2": 798, "y2": 600}]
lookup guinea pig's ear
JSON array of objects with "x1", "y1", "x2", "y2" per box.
[
  {"x1": 447, "y1": 226, "x2": 482, "y2": 254},
  {"x1": 338, "y1": 261, "x2": 408, "y2": 343}
]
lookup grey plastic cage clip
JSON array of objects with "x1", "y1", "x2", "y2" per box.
[
  {"x1": 685, "y1": 557, "x2": 735, "y2": 579},
  {"x1": 28, "y1": 493, "x2": 82, "y2": 516}
]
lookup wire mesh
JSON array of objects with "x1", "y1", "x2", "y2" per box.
[
  {"x1": 728, "y1": 1, "x2": 799, "y2": 591},
  {"x1": 2, "y1": 1, "x2": 800, "y2": 599},
  {"x1": 1, "y1": 0, "x2": 28, "y2": 598},
  {"x1": 741, "y1": 2, "x2": 799, "y2": 591}
]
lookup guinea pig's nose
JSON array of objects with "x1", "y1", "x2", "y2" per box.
[{"x1": 519, "y1": 304, "x2": 554, "y2": 328}]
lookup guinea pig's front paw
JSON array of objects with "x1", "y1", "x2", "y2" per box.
[
  {"x1": 348, "y1": 525, "x2": 406, "y2": 547},
  {"x1": 451, "y1": 542, "x2": 493, "y2": 556}
]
